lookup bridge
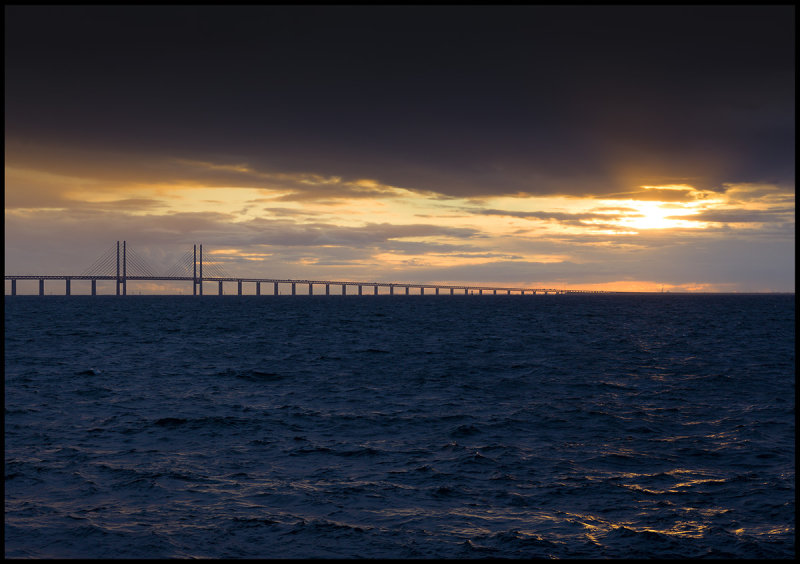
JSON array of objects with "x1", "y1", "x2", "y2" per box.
[{"x1": 5, "y1": 241, "x2": 608, "y2": 296}]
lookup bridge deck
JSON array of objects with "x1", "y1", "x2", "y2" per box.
[
  {"x1": 4, "y1": 275, "x2": 578, "y2": 292},
  {"x1": 5, "y1": 241, "x2": 610, "y2": 294}
]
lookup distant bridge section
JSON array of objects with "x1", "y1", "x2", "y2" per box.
[{"x1": 5, "y1": 241, "x2": 610, "y2": 296}]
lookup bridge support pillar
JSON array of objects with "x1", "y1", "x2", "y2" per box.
[
  {"x1": 92, "y1": 279, "x2": 96, "y2": 295},
  {"x1": 309, "y1": 283, "x2": 313, "y2": 295},
  {"x1": 198, "y1": 244, "x2": 203, "y2": 295},
  {"x1": 219, "y1": 281, "x2": 224, "y2": 295},
  {"x1": 66, "y1": 279, "x2": 71, "y2": 296},
  {"x1": 11, "y1": 279, "x2": 16, "y2": 296},
  {"x1": 256, "y1": 282, "x2": 261, "y2": 296},
  {"x1": 390, "y1": 286, "x2": 394, "y2": 295},
  {"x1": 39, "y1": 279, "x2": 44, "y2": 296},
  {"x1": 374, "y1": 285, "x2": 378, "y2": 295},
  {"x1": 291, "y1": 283, "x2": 296, "y2": 295},
  {"x1": 342, "y1": 284, "x2": 346, "y2": 295},
  {"x1": 274, "y1": 282, "x2": 279, "y2": 295},
  {"x1": 358, "y1": 285, "x2": 362, "y2": 295},
  {"x1": 450, "y1": 288, "x2": 454, "y2": 295},
  {"x1": 435, "y1": 288, "x2": 439, "y2": 295},
  {"x1": 405, "y1": 286, "x2": 409, "y2": 295},
  {"x1": 421, "y1": 287, "x2": 424, "y2": 295},
  {"x1": 238, "y1": 280, "x2": 242, "y2": 295},
  {"x1": 121, "y1": 241, "x2": 127, "y2": 296},
  {"x1": 325, "y1": 284, "x2": 329, "y2": 295},
  {"x1": 507, "y1": 290, "x2": 511, "y2": 295},
  {"x1": 479, "y1": 289, "x2": 483, "y2": 295}
]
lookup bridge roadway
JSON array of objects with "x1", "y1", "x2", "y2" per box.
[{"x1": 4, "y1": 275, "x2": 607, "y2": 296}]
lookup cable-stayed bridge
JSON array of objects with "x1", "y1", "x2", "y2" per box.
[{"x1": 5, "y1": 241, "x2": 607, "y2": 296}]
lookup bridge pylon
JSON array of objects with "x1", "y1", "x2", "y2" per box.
[
  {"x1": 193, "y1": 244, "x2": 204, "y2": 295},
  {"x1": 115, "y1": 240, "x2": 128, "y2": 296}
]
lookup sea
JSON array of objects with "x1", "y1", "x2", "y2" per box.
[{"x1": 4, "y1": 293, "x2": 795, "y2": 559}]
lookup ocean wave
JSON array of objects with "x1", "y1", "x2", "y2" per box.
[{"x1": 5, "y1": 294, "x2": 794, "y2": 558}]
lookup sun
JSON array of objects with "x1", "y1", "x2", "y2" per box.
[
  {"x1": 622, "y1": 202, "x2": 683, "y2": 229},
  {"x1": 613, "y1": 201, "x2": 708, "y2": 230}
]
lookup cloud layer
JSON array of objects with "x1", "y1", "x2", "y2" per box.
[{"x1": 4, "y1": 6, "x2": 795, "y2": 292}]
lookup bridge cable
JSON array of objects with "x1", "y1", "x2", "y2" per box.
[
  {"x1": 80, "y1": 243, "x2": 119, "y2": 276},
  {"x1": 164, "y1": 250, "x2": 195, "y2": 278},
  {"x1": 124, "y1": 247, "x2": 159, "y2": 277}
]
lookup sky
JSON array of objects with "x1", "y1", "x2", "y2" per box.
[{"x1": 5, "y1": 6, "x2": 795, "y2": 293}]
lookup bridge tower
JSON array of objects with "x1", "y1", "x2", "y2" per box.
[
  {"x1": 115, "y1": 240, "x2": 128, "y2": 295},
  {"x1": 123, "y1": 241, "x2": 127, "y2": 295},
  {"x1": 192, "y1": 243, "x2": 204, "y2": 295}
]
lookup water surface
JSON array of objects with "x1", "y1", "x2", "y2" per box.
[{"x1": 5, "y1": 294, "x2": 795, "y2": 558}]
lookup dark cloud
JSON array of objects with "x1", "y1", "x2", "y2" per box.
[
  {"x1": 260, "y1": 207, "x2": 324, "y2": 217},
  {"x1": 5, "y1": 6, "x2": 794, "y2": 198},
  {"x1": 71, "y1": 198, "x2": 169, "y2": 211},
  {"x1": 240, "y1": 219, "x2": 482, "y2": 248},
  {"x1": 476, "y1": 209, "x2": 632, "y2": 224},
  {"x1": 4, "y1": 142, "x2": 415, "y2": 201},
  {"x1": 668, "y1": 208, "x2": 795, "y2": 224},
  {"x1": 600, "y1": 189, "x2": 697, "y2": 202}
]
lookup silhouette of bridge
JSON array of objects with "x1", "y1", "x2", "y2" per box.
[{"x1": 5, "y1": 241, "x2": 608, "y2": 296}]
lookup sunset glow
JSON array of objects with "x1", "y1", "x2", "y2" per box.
[{"x1": 4, "y1": 7, "x2": 794, "y2": 293}]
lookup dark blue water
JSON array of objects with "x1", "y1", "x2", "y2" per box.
[{"x1": 5, "y1": 294, "x2": 795, "y2": 558}]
